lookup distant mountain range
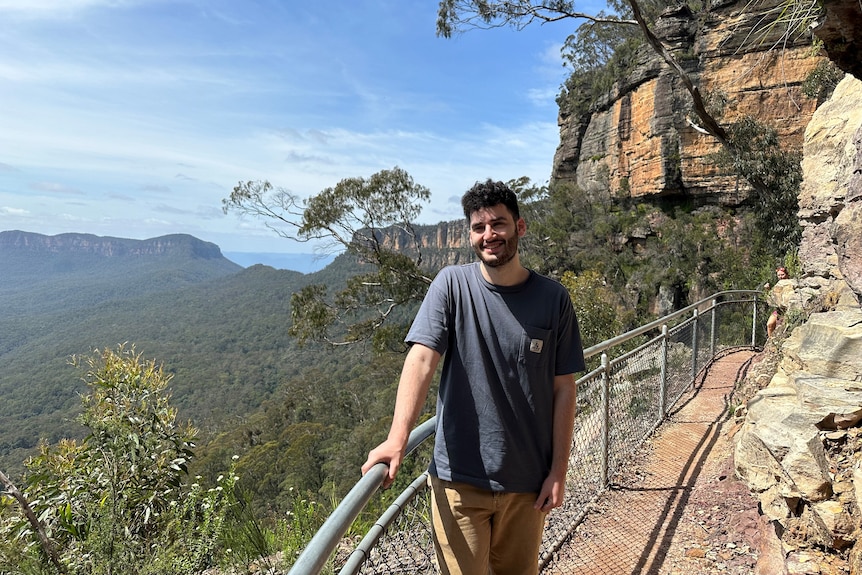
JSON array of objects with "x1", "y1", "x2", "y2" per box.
[
  {"x1": 0, "y1": 228, "x2": 334, "y2": 274},
  {"x1": 1, "y1": 231, "x2": 242, "y2": 318}
]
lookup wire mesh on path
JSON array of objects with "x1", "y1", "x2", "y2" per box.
[
  {"x1": 542, "y1": 349, "x2": 755, "y2": 574},
  {"x1": 352, "y1": 482, "x2": 436, "y2": 575}
]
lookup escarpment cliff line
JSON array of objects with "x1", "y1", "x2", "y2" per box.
[{"x1": 0, "y1": 230, "x2": 228, "y2": 260}]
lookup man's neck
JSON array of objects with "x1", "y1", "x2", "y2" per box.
[{"x1": 479, "y1": 257, "x2": 529, "y2": 286}]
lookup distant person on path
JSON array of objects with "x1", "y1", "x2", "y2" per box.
[
  {"x1": 765, "y1": 266, "x2": 790, "y2": 337},
  {"x1": 362, "y1": 179, "x2": 586, "y2": 575}
]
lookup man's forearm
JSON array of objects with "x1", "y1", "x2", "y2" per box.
[
  {"x1": 387, "y1": 344, "x2": 440, "y2": 446},
  {"x1": 550, "y1": 374, "x2": 578, "y2": 477}
]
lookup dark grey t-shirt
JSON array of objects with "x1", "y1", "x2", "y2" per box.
[{"x1": 406, "y1": 262, "x2": 585, "y2": 493}]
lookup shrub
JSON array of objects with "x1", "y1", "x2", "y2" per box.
[{"x1": 0, "y1": 345, "x2": 237, "y2": 575}]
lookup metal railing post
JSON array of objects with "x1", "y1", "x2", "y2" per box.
[
  {"x1": 601, "y1": 352, "x2": 610, "y2": 487},
  {"x1": 751, "y1": 295, "x2": 759, "y2": 347},
  {"x1": 659, "y1": 324, "x2": 669, "y2": 420},
  {"x1": 690, "y1": 308, "x2": 699, "y2": 382},
  {"x1": 710, "y1": 298, "x2": 717, "y2": 358}
]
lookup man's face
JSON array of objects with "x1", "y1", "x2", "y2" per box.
[{"x1": 468, "y1": 204, "x2": 525, "y2": 268}]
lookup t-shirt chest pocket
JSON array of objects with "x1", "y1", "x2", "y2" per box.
[{"x1": 520, "y1": 325, "x2": 552, "y2": 367}]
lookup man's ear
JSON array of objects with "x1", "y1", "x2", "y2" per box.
[{"x1": 517, "y1": 218, "x2": 527, "y2": 237}]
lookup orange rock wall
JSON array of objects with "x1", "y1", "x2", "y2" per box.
[{"x1": 554, "y1": 1, "x2": 828, "y2": 205}]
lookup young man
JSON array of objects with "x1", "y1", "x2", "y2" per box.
[{"x1": 362, "y1": 179, "x2": 585, "y2": 575}]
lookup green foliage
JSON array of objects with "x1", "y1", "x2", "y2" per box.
[
  {"x1": 560, "y1": 270, "x2": 622, "y2": 349},
  {"x1": 298, "y1": 168, "x2": 429, "y2": 241},
  {"x1": 519, "y1": 176, "x2": 785, "y2": 331},
  {"x1": 518, "y1": 180, "x2": 610, "y2": 277},
  {"x1": 801, "y1": 58, "x2": 844, "y2": 103},
  {"x1": 0, "y1": 262, "x2": 318, "y2": 478},
  {"x1": 224, "y1": 168, "x2": 434, "y2": 347},
  {"x1": 710, "y1": 117, "x2": 803, "y2": 257},
  {"x1": 279, "y1": 488, "x2": 329, "y2": 565},
  {"x1": 559, "y1": 27, "x2": 644, "y2": 117},
  {"x1": 782, "y1": 249, "x2": 802, "y2": 279},
  {"x1": 192, "y1": 349, "x2": 411, "y2": 515},
  {"x1": 0, "y1": 346, "x2": 236, "y2": 575},
  {"x1": 293, "y1": 169, "x2": 434, "y2": 346}
]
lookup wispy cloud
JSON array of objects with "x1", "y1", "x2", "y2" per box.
[
  {"x1": 0, "y1": 0, "x2": 129, "y2": 15},
  {"x1": 30, "y1": 182, "x2": 85, "y2": 195},
  {"x1": 0, "y1": 206, "x2": 29, "y2": 216}
]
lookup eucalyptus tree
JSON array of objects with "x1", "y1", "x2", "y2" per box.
[{"x1": 223, "y1": 167, "x2": 434, "y2": 348}]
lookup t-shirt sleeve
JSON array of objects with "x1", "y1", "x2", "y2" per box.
[
  {"x1": 556, "y1": 294, "x2": 586, "y2": 375},
  {"x1": 405, "y1": 270, "x2": 451, "y2": 356}
]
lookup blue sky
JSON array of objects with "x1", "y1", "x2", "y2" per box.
[{"x1": 0, "y1": 0, "x2": 598, "y2": 254}]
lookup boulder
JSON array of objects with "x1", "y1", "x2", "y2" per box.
[
  {"x1": 783, "y1": 310, "x2": 862, "y2": 381},
  {"x1": 736, "y1": 307, "x2": 862, "y2": 521}
]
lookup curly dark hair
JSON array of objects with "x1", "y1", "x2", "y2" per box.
[{"x1": 461, "y1": 179, "x2": 520, "y2": 222}]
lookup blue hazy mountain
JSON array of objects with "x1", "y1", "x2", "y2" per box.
[{"x1": 223, "y1": 252, "x2": 336, "y2": 273}]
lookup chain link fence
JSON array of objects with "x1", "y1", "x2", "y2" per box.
[{"x1": 291, "y1": 291, "x2": 765, "y2": 575}]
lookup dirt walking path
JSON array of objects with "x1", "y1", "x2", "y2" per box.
[{"x1": 545, "y1": 349, "x2": 765, "y2": 575}]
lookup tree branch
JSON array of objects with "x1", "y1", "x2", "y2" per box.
[
  {"x1": 0, "y1": 469, "x2": 66, "y2": 573},
  {"x1": 626, "y1": 0, "x2": 729, "y2": 146}
]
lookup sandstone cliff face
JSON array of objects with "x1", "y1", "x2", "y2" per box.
[
  {"x1": 797, "y1": 75, "x2": 862, "y2": 302},
  {"x1": 553, "y1": 0, "x2": 827, "y2": 205},
  {"x1": 367, "y1": 221, "x2": 472, "y2": 269}
]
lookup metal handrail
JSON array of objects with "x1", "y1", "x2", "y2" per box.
[
  {"x1": 581, "y1": 289, "x2": 759, "y2": 358},
  {"x1": 339, "y1": 471, "x2": 431, "y2": 575},
  {"x1": 287, "y1": 289, "x2": 763, "y2": 575},
  {"x1": 288, "y1": 418, "x2": 436, "y2": 575}
]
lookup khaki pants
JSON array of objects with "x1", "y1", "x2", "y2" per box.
[{"x1": 429, "y1": 476, "x2": 546, "y2": 575}]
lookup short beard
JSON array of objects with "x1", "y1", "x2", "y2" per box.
[{"x1": 472, "y1": 235, "x2": 519, "y2": 268}]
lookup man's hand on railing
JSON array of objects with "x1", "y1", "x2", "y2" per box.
[{"x1": 362, "y1": 438, "x2": 407, "y2": 489}]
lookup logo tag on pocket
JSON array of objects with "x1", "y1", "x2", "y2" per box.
[{"x1": 529, "y1": 339, "x2": 544, "y2": 353}]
